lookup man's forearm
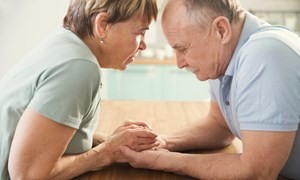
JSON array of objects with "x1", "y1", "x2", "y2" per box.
[
  {"x1": 163, "y1": 119, "x2": 234, "y2": 152},
  {"x1": 154, "y1": 152, "x2": 271, "y2": 180}
]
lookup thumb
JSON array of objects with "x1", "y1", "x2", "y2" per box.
[{"x1": 120, "y1": 146, "x2": 136, "y2": 160}]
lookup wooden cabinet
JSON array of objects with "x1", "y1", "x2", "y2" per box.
[{"x1": 105, "y1": 64, "x2": 210, "y2": 101}]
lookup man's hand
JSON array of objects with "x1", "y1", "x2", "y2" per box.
[
  {"x1": 120, "y1": 146, "x2": 168, "y2": 169},
  {"x1": 153, "y1": 135, "x2": 167, "y2": 150}
]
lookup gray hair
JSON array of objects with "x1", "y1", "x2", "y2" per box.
[
  {"x1": 183, "y1": 0, "x2": 244, "y2": 29},
  {"x1": 63, "y1": 0, "x2": 158, "y2": 38}
]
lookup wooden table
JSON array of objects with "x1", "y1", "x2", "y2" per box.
[{"x1": 74, "y1": 100, "x2": 243, "y2": 180}]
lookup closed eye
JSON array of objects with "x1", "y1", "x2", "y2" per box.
[
  {"x1": 136, "y1": 31, "x2": 146, "y2": 39},
  {"x1": 174, "y1": 47, "x2": 188, "y2": 54},
  {"x1": 172, "y1": 44, "x2": 188, "y2": 54}
]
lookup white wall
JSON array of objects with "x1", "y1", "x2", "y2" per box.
[
  {"x1": 0, "y1": 0, "x2": 70, "y2": 77},
  {"x1": 1, "y1": 0, "x2": 300, "y2": 79},
  {"x1": 1, "y1": 0, "x2": 299, "y2": 100},
  {"x1": 240, "y1": 0, "x2": 300, "y2": 11},
  {"x1": 0, "y1": 0, "x2": 111, "y2": 98}
]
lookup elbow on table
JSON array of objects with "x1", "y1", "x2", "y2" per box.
[
  {"x1": 245, "y1": 170, "x2": 278, "y2": 180},
  {"x1": 239, "y1": 157, "x2": 280, "y2": 180},
  {"x1": 9, "y1": 170, "x2": 49, "y2": 180},
  {"x1": 253, "y1": 167, "x2": 280, "y2": 180},
  {"x1": 215, "y1": 133, "x2": 236, "y2": 149},
  {"x1": 8, "y1": 162, "x2": 53, "y2": 180}
]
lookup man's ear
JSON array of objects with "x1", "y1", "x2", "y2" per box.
[
  {"x1": 212, "y1": 16, "x2": 231, "y2": 44},
  {"x1": 94, "y1": 12, "x2": 110, "y2": 37}
]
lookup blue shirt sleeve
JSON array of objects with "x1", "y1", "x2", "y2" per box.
[{"x1": 235, "y1": 37, "x2": 300, "y2": 131}]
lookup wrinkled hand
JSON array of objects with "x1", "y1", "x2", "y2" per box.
[
  {"x1": 102, "y1": 120, "x2": 158, "y2": 164},
  {"x1": 120, "y1": 146, "x2": 168, "y2": 169},
  {"x1": 111, "y1": 120, "x2": 153, "y2": 135},
  {"x1": 154, "y1": 135, "x2": 167, "y2": 150},
  {"x1": 93, "y1": 120, "x2": 153, "y2": 147}
]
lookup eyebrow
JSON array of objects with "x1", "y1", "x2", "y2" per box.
[{"x1": 140, "y1": 27, "x2": 149, "y2": 31}]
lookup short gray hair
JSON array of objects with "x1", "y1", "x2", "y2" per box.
[
  {"x1": 183, "y1": 0, "x2": 244, "y2": 29},
  {"x1": 63, "y1": 0, "x2": 158, "y2": 38}
]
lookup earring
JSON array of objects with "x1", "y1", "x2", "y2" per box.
[{"x1": 100, "y1": 36, "x2": 104, "y2": 44}]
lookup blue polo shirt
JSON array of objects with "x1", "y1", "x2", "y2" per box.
[{"x1": 209, "y1": 12, "x2": 300, "y2": 179}]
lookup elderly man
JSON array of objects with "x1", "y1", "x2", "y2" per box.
[{"x1": 121, "y1": 0, "x2": 300, "y2": 179}]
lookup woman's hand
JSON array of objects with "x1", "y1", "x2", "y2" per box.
[
  {"x1": 95, "y1": 120, "x2": 158, "y2": 164},
  {"x1": 93, "y1": 120, "x2": 154, "y2": 147},
  {"x1": 111, "y1": 120, "x2": 153, "y2": 135}
]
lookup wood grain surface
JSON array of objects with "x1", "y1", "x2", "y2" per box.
[{"x1": 74, "y1": 100, "x2": 243, "y2": 180}]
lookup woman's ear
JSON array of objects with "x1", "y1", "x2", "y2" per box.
[
  {"x1": 94, "y1": 12, "x2": 109, "y2": 38},
  {"x1": 212, "y1": 16, "x2": 231, "y2": 44}
]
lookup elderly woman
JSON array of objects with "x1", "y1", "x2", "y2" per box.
[{"x1": 0, "y1": 0, "x2": 158, "y2": 179}]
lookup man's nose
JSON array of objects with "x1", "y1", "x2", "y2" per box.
[{"x1": 175, "y1": 52, "x2": 188, "y2": 69}]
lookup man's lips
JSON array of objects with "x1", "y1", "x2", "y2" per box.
[{"x1": 186, "y1": 67, "x2": 198, "y2": 74}]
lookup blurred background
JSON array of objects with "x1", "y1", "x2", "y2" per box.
[{"x1": 1, "y1": 0, "x2": 299, "y2": 101}]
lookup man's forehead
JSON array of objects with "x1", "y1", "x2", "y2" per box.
[{"x1": 163, "y1": 0, "x2": 187, "y2": 19}]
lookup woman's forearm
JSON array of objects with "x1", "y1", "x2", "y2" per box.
[
  {"x1": 52, "y1": 144, "x2": 110, "y2": 179},
  {"x1": 10, "y1": 143, "x2": 110, "y2": 180}
]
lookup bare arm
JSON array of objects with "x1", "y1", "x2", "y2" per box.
[
  {"x1": 162, "y1": 100, "x2": 235, "y2": 151},
  {"x1": 124, "y1": 130, "x2": 295, "y2": 179},
  {"x1": 122, "y1": 101, "x2": 296, "y2": 179},
  {"x1": 8, "y1": 108, "x2": 157, "y2": 179}
]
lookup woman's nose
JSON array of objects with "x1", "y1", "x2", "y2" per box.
[{"x1": 139, "y1": 40, "x2": 147, "y2": 50}]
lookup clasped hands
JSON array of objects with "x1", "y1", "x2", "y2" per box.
[{"x1": 93, "y1": 120, "x2": 167, "y2": 167}]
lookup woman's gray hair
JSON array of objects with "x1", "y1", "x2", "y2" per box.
[
  {"x1": 63, "y1": 0, "x2": 158, "y2": 38},
  {"x1": 183, "y1": 0, "x2": 244, "y2": 30}
]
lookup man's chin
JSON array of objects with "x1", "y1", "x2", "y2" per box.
[
  {"x1": 196, "y1": 76, "x2": 208, "y2": 81},
  {"x1": 195, "y1": 73, "x2": 210, "y2": 81}
]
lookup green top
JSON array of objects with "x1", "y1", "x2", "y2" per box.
[{"x1": 0, "y1": 27, "x2": 102, "y2": 179}]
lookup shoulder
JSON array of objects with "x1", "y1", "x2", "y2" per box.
[
  {"x1": 235, "y1": 27, "x2": 300, "y2": 76},
  {"x1": 240, "y1": 27, "x2": 300, "y2": 60},
  {"x1": 39, "y1": 59, "x2": 101, "y2": 90}
]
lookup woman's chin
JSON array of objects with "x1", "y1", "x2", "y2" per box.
[{"x1": 126, "y1": 57, "x2": 135, "y2": 64}]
